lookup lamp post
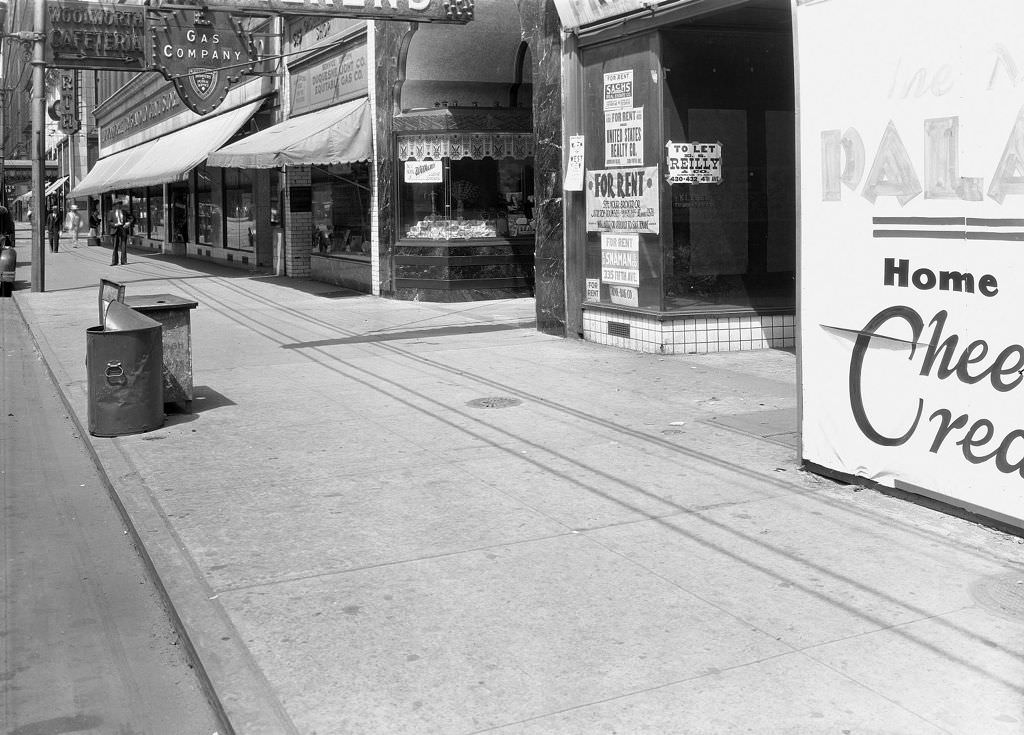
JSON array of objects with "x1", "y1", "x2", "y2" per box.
[{"x1": 30, "y1": 0, "x2": 44, "y2": 291}]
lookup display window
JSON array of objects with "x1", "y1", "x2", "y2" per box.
[
  {"x1": 224, "y1": 168, "x2": 254, "y2": 251},
  {"x1": 195, "y1": 164, "x2": 222, "y2": 248},
  {"x1": 311, "y1": 162, "x2": 370, "y2": 258},
  {"x1": 397, "y1": 132, "x2": 535, "y2": 241},
  {"x1": 579, "y1": 24, "x2": 795, "y2": 313},
  {"x1": 147, "y1": 187, "x2": 165, "y2": 240},
  {"x1": 169, "y1": 183, "x2": 189, "y2": 243}
]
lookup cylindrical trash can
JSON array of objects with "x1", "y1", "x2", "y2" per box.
[{"x1": 86, "y1": 301, "x2": 164, "y2": 437}]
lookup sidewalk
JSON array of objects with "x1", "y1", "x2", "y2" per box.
[{"x1": 10, "y1": 229, "x2": 1024, "y2": 734}]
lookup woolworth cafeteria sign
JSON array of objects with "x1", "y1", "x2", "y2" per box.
[{"x1": 797, "y1": 0, "x2": 1024, "y2": 530}]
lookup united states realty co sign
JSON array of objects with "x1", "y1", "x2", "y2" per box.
[{"x1": 796, "y1": 0, "x2": 1024, "y2": 529}]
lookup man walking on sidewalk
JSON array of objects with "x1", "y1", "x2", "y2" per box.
[
  {"x1": 109, "y1": 200, "x2": 128, "y2": 265},
  {"x1": 46, "y1": 207, "x2": 62, "y2": 253}
]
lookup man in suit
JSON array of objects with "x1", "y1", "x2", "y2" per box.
[{"x1": 109, "y1": 200, "x2": 128, "y2": 265}]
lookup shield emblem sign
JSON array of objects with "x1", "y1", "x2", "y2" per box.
[{"x1": 151, "y1": 9, "x2": 256, "y2": 115}]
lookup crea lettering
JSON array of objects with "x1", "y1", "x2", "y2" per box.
[{"x1": 849, "y1": 305, "x2": 1024, "y2": 477}]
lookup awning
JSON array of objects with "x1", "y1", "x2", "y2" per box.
[
  {"x1": 71, "y1": 100, "x2": 263, "y2": 198},
  {"x1": 207, "y1": 97, "x2": 370, "y2": 169},
  {"x1": 44, "y1": 176, "x2": 69, "y2": 196}
]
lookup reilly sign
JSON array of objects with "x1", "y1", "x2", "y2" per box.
[
  {"x1": 149, "y1": 0, "x2": 474, "y2": 23},
  {"x1": 150, "y1": 8, "x2": 257, "y2": 114}
]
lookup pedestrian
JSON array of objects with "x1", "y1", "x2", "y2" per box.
[
  {"x1": 66, "y1": 204, "x2": 82, "y2": 247},
  {"x1": 46, "y1": 207, "x2": 62, "y2": 253},
  {"x1": 88, "y1": 205, "x2": 101, "y2": 241},
  {"x1": 0, "y1": 203, "x2": 15, "y2": 247},
  {"x1": 109, "y1": 200, "x2": 128, "y2": 265}
]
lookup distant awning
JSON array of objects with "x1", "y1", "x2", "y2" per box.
[
  {"x1": 207, "y1": 97, "x2": 370, "y2": 169},
  {"x1": 44, "y1": 176, "x2": 69, "y2": 196},
  {"x1": 71, "y1": 100, "x2": 263, "y2": 197}
]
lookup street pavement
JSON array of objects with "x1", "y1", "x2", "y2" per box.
[{"x1": 8, "y1": 225, "x2": 1024, "y2": 734}]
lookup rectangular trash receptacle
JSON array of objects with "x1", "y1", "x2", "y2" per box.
[{"x1": 124, "y1": 294, "x2": 198, "y2": 412}]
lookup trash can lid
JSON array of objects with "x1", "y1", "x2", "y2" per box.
[
  {"x1": 103, "y1": 300, "x2": 162, "y2": 332},
  {"x1": 124, "y1": 294, "x2": 199, "y2": 311}
]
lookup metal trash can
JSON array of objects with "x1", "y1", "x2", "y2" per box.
[
  {"x1": 124, "y1": 293, "x2": 198, "y2": 412},
  {"x1": 86, "y1": 300, "x2": 164, "y2": 437}
]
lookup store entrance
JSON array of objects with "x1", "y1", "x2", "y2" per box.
[{"x1": 662, "y1": 0, "x2": 794, "y2": 311}]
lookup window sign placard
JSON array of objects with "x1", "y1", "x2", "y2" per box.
[
  {"x1": 586, "y1": 167, "x2": 659, "y2": 234},
  {"x1": 797, "y1": 0, "x2": 1024, "y2": 530},
  {"x1": 565, "y1": 135, "x2": 585, "y2": 191},
  {"x1": 665, "y1": 141, "x2": 722, "y2": 184},
  {"x1": 605, "y1": 108, "x2": 644, "y2": 167},
  {"x1": 603, "y1": 70, "x2": 633, "y2": 111},
  {"x1": 404, "y1": 160, "x2": 444, "y2": 184},
  {"x1": 585, "y1": 278, "x2": 601, "y2": 301},
  {"x1": 600, "y1": 232, "x2": 640, "y2": 287},
  {"x1": 608, "y1": 285, "x2": 639, "y2": 307}
]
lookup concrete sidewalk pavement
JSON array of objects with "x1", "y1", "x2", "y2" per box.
[{"x1": 9, "y1": 233, "x2": 1024, "y2": 734}]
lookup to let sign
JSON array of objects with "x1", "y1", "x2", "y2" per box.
[{"x1": 665, "y1": 141, "x2": 722, "y2": 185}]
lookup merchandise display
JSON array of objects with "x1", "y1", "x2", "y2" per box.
[{"x1": 405, "y1": 217, "x2": 498, "y2": 240}]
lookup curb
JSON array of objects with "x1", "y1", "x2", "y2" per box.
[{"x1": 12, "y1": 293, "x2": 300, "y2": 735}]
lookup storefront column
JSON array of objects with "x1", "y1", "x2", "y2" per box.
[
  {"x1": 283, "y1": 165, "x2": 312, "y2": 277},
  {"x1": 252, "y1": 170, "x2": 273, "y2": 269},
  {"x1": 518, "y1": 0, "x2": 568, "y2": 337}
]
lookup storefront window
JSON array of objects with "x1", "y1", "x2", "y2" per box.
[
  {"x1": 580, "y1": 26, "x2": 795, "y2": 313},
  {"x1": 169, "y1": 183, "x2": 189, "y2": 243},
  {"x1": 311, "y1": 162, "x2": 370, "y2": 257},
  {"x1": 398, "y1": 132, "x2": 535, "y2": 241},
  {"x1": 196, "y1": 164, "x2": 221, "y2": 247},
  {"x1": 148, "y1": 186, "x2": 165, "y2": 240},
  {"x1": 126, "y1": 189, "x2": 146, "y2": 236},
  {"x1": 224, "y1": 168, "x2": 254, "y2": 251}
]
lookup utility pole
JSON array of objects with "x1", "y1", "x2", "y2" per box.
[{"x1": 30, "y1": 0, "x2": 44, "y2": 291}]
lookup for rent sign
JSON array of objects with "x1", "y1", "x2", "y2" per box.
[
  {"x1": 586, "y1": 167, "x2": 659, "y2": 234},
  {"x1": 797, "y1": 0, "x2": 1024, "y2": 529}
]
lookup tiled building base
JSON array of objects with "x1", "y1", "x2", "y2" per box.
[{"x1": 582, "y1": 304, "x2": 796, "y2": 354}]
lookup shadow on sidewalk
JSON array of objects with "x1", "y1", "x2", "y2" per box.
[{"x1": 280, "y1": 320, "x2": 539, "y2": 348}]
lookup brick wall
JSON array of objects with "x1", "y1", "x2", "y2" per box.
[{"x1": 283, "y1": 165, "x2": 311, "y2": 277}]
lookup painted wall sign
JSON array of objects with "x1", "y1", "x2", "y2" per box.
[
  {"x1": 796, "y1": 0, "x2": 1024, "y2": 529},
  {"x1": 290, "y1": 42, "x2": 368, "y2": 115},
  {"x1": 565, "y1": 135, "x2": 585, "y2": 191},
  {"x1": 45, "y1": 0, "x2": 148, "y2": 71},
  {"x1": 605, "y1": 107, "x2": 643, "y2": 167},
  {"x1": 150, "y1": 0, "x2": 474, "y2": 23},
  {"x1": 586, "y1": 166, "x2": 659, "y2": 234},
  {"x1": 150, "y1": 8, "x2": 256, "y2": 114},
  {"x1": 665, "y1": 140, "x2": 722, "y2": 184},
  {"x1": 286, "y1": 15, "x2": 364, "y2": 54},
  {"x1": 56, "y1": 70, "x2": 81, "y2": 135},
  {"x1": 603, "y1": 70, "x2": 633, "y2": 111},
  {"x1": 600, "y1": 232, "x2": 640, "y2": 286},
  {"x1": 404, "y1": 160, "x2": 444, "y2": 183},
  {"x1": 551, "y1": 0, "x2": 649, "y2": 30},
  {"x1": 101, "y1": 87, "x2": 183, "y2": 147}
]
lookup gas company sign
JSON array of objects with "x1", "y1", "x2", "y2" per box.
[
  {"x1": 797, "y1": 0, "x2": 1024, "y2": 529},
  {"x1": 150, "y1": 8, "x2": 256, "y2": 114}
]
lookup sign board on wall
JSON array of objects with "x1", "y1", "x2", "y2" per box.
[
  {"x1": 150, "y1": 8, "x2": 256, "y2": 114},
  {"x1": 603, "y1": 70, "x2": 633, "y2": 111},
  {"x1": 290, "y1": 42, "x2": 368, "y2": 115},
  {"x1": 404, "y1": 160, "x2": 444, "y2": 183},
  {"x1": 149, "y1": 0, "x2": 474, "y2": 23},
  {"x1": 605, "y1": 108, "x2": 643, "y2": 167},
  {"x1": 796, "y1": 0, "x2": 1024, "y2": 529},
  {"x1": 551, "y1": 0, "x2": 649, "y2": 30},
  {"x1": 665, "y1": 141, "x2": 722, "y2": 185},
  {"x1": 601, "y1": 232, "x2": 640, "y2": 286},
  {"x1": 46, "y1": 0, "x2": 148, "y2": 70},
  {"x1": 565, "y1": 135, "x2": 585, "y2": 191},
  {"x1": 586, "y1": 167, "x2": 659, "y2": 234}
]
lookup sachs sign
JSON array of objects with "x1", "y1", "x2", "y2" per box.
[
  {"x1": 150, "y1": 8, "x2": 257, "y2": 114},
  {"x1": 149, "y1": 0, "x2": 474, "y2": 23}
]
